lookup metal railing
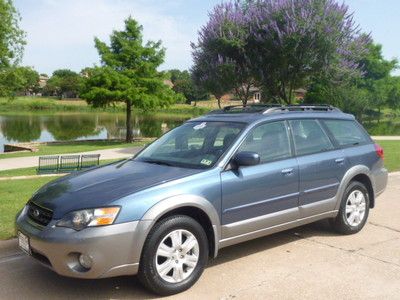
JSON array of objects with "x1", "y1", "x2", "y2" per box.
[{"x1": 37, "y1": 154, "x2": 100, "y2": 174}]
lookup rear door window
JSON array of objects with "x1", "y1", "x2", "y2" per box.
[
  {"x1": 322, "y1": 119, "x2": 370, "y2": 147},
  {"x1": 289, "y1": 119, "x2": 334, "y2": 156}
]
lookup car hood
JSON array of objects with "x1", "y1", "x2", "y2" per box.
[{"x1": 30, "y1": 159, "x2": 203, "y2": 219}]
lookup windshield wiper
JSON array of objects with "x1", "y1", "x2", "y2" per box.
[{"x1": 140, "y1": 158, "x2": 174, "y2": 167}]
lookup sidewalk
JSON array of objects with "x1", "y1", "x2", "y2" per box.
[
  {"x1": 372, "y1": 135, "x2": 400, "y2": 140},
  {"x1": 0, "y1": 146, "x2": 143, "y2": 171}
]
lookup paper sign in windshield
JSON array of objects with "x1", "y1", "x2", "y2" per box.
[{"x1": 193, "y1": 122, "x2": 207, "y2": 130}]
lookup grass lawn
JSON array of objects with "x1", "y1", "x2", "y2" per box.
[
  {"x1": 0, "y1": 177, "x2": 56, "y2": 239},
  {"x1": 377, "y1": 140, "x2": 400, "y2": 172},
  {"x1": 0, "y1": 140, "x2": 146, "y2": 159},
  {"x1": 0, "y1": 97, "x2": 211, "y2": 116}
]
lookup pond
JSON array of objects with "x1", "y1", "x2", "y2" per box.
[
  {"x1": 0, "y1": 113, "x2": 187, "y2": 153},
  {"x1": 1, "y1": 113, "x2": 399, "y2": 153}
]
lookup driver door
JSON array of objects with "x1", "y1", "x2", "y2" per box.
[{"x1": 220, "y1": 121, "x2": 299, "y2": 239}]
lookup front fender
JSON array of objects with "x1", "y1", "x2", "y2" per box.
[{"x1": 131, "y1": 194, "x2": 221, "y2": 264}]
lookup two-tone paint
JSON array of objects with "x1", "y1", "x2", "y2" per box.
[{"x1": 16, "y1": 110, "x2": 388, "y2": 279}]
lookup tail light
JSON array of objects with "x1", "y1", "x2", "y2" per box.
[{"x1": 374, "y1": 144, "x2": 384, "y2": 160}]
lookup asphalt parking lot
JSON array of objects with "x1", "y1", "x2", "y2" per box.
[{"x1": 1, "y1": 173, "x2": 399, "y2": 300}]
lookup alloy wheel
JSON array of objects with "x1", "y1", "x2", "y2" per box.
[
  {"x1": 345, "y1": 189, "x2": 367, "y2": 227},
  {"x1": 155, "y1": 229, "x2": 200, "y2": 283}
]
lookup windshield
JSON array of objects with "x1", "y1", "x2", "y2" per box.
[{"x1": 135, "y1": 121, "x2": 245, "y2": 169}]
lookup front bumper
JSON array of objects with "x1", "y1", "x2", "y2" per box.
[{"x1": 16, "y1": 206, "x2": 147, "y2": 279}]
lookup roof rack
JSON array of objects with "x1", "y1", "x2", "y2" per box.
[
  {"x1": 207, "y1": 103, "x2": 341, "y2": 115},
  {"x1": 263, "y1": 104, "x2": 341, "y2": 114},
  {"x1": 207, "y1": 104, "x2": 282, "y2": 115}
]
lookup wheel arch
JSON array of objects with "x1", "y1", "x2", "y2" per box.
[
  {"x1": 136, "y1": 195, "x2": 221, "y2": 262},
  {"x1": 335, "y1": 165, "x2": 375, "y2": 211},
  {"x1": 351, "y1": 173, "x2": 375, "y2": 208}
]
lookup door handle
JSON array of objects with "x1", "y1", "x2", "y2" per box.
[
  {"x1": 281, "y1": 168, "x2": 294, "y2": 175},
  {"x1": 335, "y1": 158, "x2": 345, "y2": 164}
]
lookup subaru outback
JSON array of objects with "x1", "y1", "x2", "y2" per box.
[{"x1": 16, "y1": 104, "x2": 388, "y2": 295}]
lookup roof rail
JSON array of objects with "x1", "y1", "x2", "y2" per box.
[
  {"x1": 207, "y1": 104, "x2": 281, "y2": 114},
  {"x1": 206, "y1": 103, "x2": 341, "y2": 115},
  {"x1": 263, "y1": 104, "x2": 341, "y2": 114}
]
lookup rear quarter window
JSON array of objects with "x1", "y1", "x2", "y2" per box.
[{"x1": 322, "y1": 120, "x2": 370, "y2": 147}]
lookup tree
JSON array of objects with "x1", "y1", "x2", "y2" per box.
[
  {"x1": 386, "y1": 77, "x2": 400, "y2": 111},
  {"x1": 14, "y1": 66, "x2": 39, "y2": 94},
  {"x1": 168, "y1": 69, "x2": 209, "y2": 104},
  {"x1": 45, "y1": 69, "x2": 83, "y2": 99},
  {"x1": 305, "y1": 41, "x2": 399, "y2": 118},
  {"x1": 191, "y1": 47, "x2": 234, "y2": 108},
  {"x1": 81, "y1": 17, "x2": 176, "y2": 142},
  {"x1": 0, "y1": 0, "x2": 25, "y2": 68},
  {"x1": 191, "y1": 1, "x2": 254, "y2": 107},
  {"x1": 0, "y1": 0, "x2": 25, "y2": 97},
  {"x1": 246, "y1": 0, "x2": 369, "y2": 104}
]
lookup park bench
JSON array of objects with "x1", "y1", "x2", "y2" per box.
[{"x1": 37, "y1": 154, "x2": 101, "y2": 174}]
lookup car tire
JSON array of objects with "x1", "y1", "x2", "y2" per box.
[
  {"x1": 138, "y1": 215, "x2": 209, "y2": 296},
  {"x1": 330, "y1": 181, "x2": 370, "y2": 235}
]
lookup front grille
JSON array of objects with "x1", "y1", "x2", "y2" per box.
[{"x1": 27, "y1": 202, "x2": 53, "y2": 226}]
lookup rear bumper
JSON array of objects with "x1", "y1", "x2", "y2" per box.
[
  {"x1": 15, "y1": 206, "x2": 148, "y2": 279},
  {"x1": 372, "y1": 167, "x2": 388, "y2": 198}
]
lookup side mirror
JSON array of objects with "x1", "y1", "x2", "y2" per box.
[{"x1": 233, "y1": 151, "x2": 260, "y2": 167}]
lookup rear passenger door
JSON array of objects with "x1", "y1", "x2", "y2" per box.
[{"x1": 289, "y1": 119, "x2": 347, "y2": 218}]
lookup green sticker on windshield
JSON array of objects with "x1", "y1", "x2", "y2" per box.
[{"x1": 200, "y1": 158, "x2": 212, "y2": 166}]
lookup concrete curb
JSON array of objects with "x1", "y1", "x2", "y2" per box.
[
  {"x1": 372, "y1": 136, "x2": 400, "y2": 140},
  {"x1": 389, "y1": 171, "x2": 400, "y2": 176}
]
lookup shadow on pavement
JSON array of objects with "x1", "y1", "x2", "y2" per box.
[
  {"x1": 210, "y1": 220, "x2": 337, "y2": 267},
  {"x1": 1, "y1": 221, "x2": 338, "y2": 299}
]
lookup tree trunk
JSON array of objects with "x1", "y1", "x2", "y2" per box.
[
  {"x1": 126, "y1": 100, "x2": 133, "y2": 142},
  {"x1": 217, "y1": 97, "x2": 222, "y2": 109}
]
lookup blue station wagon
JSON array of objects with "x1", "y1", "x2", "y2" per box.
[{"x1": 16, "y1": 104, "x2": 388, "y2": 295}]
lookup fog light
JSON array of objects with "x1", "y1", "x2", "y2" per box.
[{"x1": 78, "y1": 253, "x2": 92, "y2": 269}]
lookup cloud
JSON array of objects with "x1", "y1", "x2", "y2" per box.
[{"x1": 16, "y1": 0, "x2": 197, "y2": 74}]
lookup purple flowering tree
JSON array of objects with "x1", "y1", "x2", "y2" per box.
[
  {"x1": 191, "y1": 46, "x2": 235, "y2": 109},
  {"x1": 194, "y1": 0, "x2": 369, "y2": 105},
  {"x1": 191, "y1": 1, "x2": 254, "y2": 107},
  {"x1": 246, "y1": 0, "x2": 369, "y2": 104}
]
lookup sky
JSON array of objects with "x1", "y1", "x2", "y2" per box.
[{"x1": 13, "y1": 0, "x2": 400, "y2": 76}]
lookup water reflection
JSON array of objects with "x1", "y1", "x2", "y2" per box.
[
  {"x1": 0, "y1": 116, "x2": 41, "y2": 142},
  {"x1": 0, "y1": 113, "x2": 186, "y2": 152},
  {"x1": 46, "y1": 115, "x2": 100, "y2": 141}
]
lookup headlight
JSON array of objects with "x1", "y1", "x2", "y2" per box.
[{"x1": 56, "y1": 207, "x2": 120, "y2": 231}]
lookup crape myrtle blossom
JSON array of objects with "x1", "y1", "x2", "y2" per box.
[
  {"x1": 192, "y1": 0, "x2": 370, "y2": 105},
  {"x1": 245, "y1": 0, "x2": 370, "y2": 103},
  {"x1": 191, "y1": 1, "x2": 254, "y2": 107}
]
